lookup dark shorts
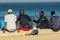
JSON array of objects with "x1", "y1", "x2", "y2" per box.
[
  {"x1": 50, "y1": 26, "x2": 60, "y2": 31},
  {"x1": 2, "y1": 28, "x2": 16, "y2": 32}
]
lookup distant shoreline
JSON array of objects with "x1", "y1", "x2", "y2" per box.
[{"x1": 0, "y1": 2, "x2": 60, "y2": 4}]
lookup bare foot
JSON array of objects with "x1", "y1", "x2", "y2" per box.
[
  {"x1": 3, "y1": 30, "x2": 6, "y2": 33},
  {"x1": 17, "y1": 29, "x2": 20, "y2": 33}
]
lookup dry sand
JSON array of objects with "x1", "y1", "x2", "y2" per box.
[{"x1": 0, "y1": 29, "x2": 60, "y2": 40}]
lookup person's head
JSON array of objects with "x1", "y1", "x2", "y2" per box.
[
  {"x1": 19, "y1": 9, "x2": 24, "y2": 14},
  {"x1": 39, "y1": 11, "x2": 44, "y2": 17},
  {"x1": 51, "y1": 11, "x2": 55, "y2": 16},
  {"x1": 8, "y1": 9, "x2": 12, "y2": 14}
]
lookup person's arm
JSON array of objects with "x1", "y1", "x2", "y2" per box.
[
  {"x1": 17, "y1": 16, "x2": 20, "y2": 27},
  {"x1": 28, "y1": 16, "x2": 33, "y2": 27},
  {"x1": 33, "y1": 19, "x2": 38, "y2": 23},
  {"x1": 43, "y1": 16, "x2": 50, "y2": 28},
  {"x1": 3, "y1": 16, "x2": 7, "y2": 33},
  {"x1": 32, "y1": 17, "x2": 40, "y2": 24},
  {"x1": 16, "y1": 16, "x2": 21, "y2": 33},
  {"x1": 3, "y1": 22, "x2": 7, "y2": 33},
  {"x1": 42, "y1": 16, "x2": 48, "y2": 21},
  {"x1": 59, "y1": 16, "x2": 60, "y2": 26},
  {"x1": 48, "y1": 17, "x2": 54, "y2": 28},
  {"x1": 16, "y1": 21, "x2": 20, "y2": 33},
  {"x1": 36, "y1": 17, "x2": 41, "y2": 27},
  {"x1": 31, "y1": 18, "x2": 40, "y2": 27},
  {"x1": 42, "y1": 16, "x2": 49, "y2": 25},
  {"x1": 31, "y1": 17, "x2": 40, "y2": 27}
]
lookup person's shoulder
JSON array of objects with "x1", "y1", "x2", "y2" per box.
[
  {"x1": 44, "y1": 16, "x2": 47, "y2": 17},
  {"x1": 12, "y1": 14, "x2": 16, "y2": 16},
  {"x1": 53, "y1": 16, "x2": 58, "y2": 17},
  {"x1": 44, "y1": 16, "x2": 47, "y2": 18},
  {"x1": 24, "y1": 14, "x2": 29, "y2": 16},
  {"x1": 24, "y1": 14, "x2": 27, "y2": 16},
  {"x1": 53, "y1": 16, "x2": 59, "y2": 18},
  {"x1": 11, "y1": 14, "x2": 17, "y2": 18},
  {"x1": 25, "y1": 14, "x2": 28, "y2": 16},
  {"x1": 55, "y1": 16, "x2": 59, "y2": 17},
  {"x1": 5, "y1": 14, "x2": 8, "y2": 17},
  {"x1": 12, "y1": 14, "x2": 15, "y2": 15}
]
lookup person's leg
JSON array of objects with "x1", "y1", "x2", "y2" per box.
[
  {"x1": 18, "y1": 25, "x2": 23, "y2": 30},
  {"x1": 19, "y1": 24, "x2": 31, "y2": 31},
  {"x1": 17, "y1": 28, "x2": 20, "y2": 33},
  {"x1": 28, "y1": 22, "x2": 38, "y2": 35},
  {"x1": 26, "y1": 23, "x2": 38, "y2": 35},
  {"x1": 36, "y1": 24, "x2": 40, "y2": 29},
  {"x1": 6, "y1": 29, "x2": 16, "y2": 32},
  {"x1": 52, "y1": 28, "x2": 59, "y2": 32},
  {"x1": 51, "y1": 26, "x2": 59, "y2": 32},
  {"x1": 28, "y1": 30, "x2": 38, "y2": 35},
  {"x1": 3, "y1": 29, "x2": 16, "y2": 33}
]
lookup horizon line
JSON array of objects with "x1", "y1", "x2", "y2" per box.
[{"x1": 0, "y1": 2, "x2": 60, "y2": 3}]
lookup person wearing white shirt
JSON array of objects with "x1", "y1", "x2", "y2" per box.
[{"x1": 3, "y1": 9, "x2": 17, "y2": 33}]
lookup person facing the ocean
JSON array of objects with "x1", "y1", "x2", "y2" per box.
[
  {"x1": 33, "y1": 11, "x2": 49, "y2": 29},
  {"x1": 3, "y1": 9, "x2": 17, "y2": 33},
  {"x1": 50, "y1": 11, "x2": 60, "y2": 31},
  {"x1": 17, "y1": 9, "x2": 32, "y2": 31}
]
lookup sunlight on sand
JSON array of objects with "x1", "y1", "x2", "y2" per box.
[{"x1": 0, "y1": 29, "x2": 60, "y2": 40}]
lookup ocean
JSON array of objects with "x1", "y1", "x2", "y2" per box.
[{"x1": 0, "y1": 2, "x2": 60, "y2": 20}]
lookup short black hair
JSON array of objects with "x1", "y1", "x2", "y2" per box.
[
  {"x1": 51, "y1": 11, "x2": 55, "y2": 16},
  {"x1": 39, "y1": 11, "x2": 44, "y2": 14},
  {"x1": 19, "y1": 9, "x2": 24, "y2": 13},
  {"x1": 8, "y1": 12, "x2": 12, "y2": 14}
]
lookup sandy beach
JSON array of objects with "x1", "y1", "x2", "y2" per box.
[{"x1": 0, "y1": 29, "x2": 60, "y2": 40}]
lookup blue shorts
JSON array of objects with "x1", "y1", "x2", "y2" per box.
[{"x1": 0, "y1": 20, "x2": 4, "y2": 30}]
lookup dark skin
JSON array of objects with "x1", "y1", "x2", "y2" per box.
[
  {"x1": 20, "y1": 10, "x2": 24, "y2": 14},
  {"x1": 39, "y1": 12, "x2": 44, "y2": 17}
]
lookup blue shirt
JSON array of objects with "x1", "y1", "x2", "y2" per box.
[
  {"x1": 17, "y1": 14, "x2": 31, "y2": 28},
  {"x1": 50, "y1": 16, "x2": 60, "y2": 29}
]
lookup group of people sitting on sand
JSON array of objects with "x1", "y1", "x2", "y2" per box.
[{"x1": 0, "y1": 9, "x2": 60, "y2": 35}]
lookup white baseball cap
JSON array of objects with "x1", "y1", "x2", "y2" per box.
[{"x1": 8, "y1": 9, "x2": 12, "y2": 13}]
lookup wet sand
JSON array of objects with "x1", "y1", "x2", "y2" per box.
[{"x1": 0, "y1": 29, "x2": 60, "y2": 40}]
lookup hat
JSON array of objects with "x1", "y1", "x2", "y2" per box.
[{"x1": 8, "y1": 9, "x2": 12, "y2": 13}]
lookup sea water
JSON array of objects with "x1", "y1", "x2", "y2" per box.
[{"x1": 0, "y1": 2, "x2": 60, "y2": 23}]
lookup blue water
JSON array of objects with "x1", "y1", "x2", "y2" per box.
[{"x1": 0, "y1": 2, "x2": 60, "y2": 20}]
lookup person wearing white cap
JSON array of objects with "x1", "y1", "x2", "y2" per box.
[
  {"x1": 3, "y1": 9, "x2": 17, "y2": 33},
  {"x1": 8, "y1": 9, "x2": 12, "y2": 13}
]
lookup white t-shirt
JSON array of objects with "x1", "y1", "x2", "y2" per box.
[{"x1": 4, "y1": 14, "x2": 17, "y2": 31}]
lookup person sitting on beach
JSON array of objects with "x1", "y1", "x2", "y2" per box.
[
  {"x1": 17, "y1": 9, "x2": 32, "y2": 31},
  {"x1": 3, "y1": 9, "x2": 17, "y2": 33},
  {"x1": 50, "y1": 11, "x2": 60, "y2": 31},
  {"x1": 33, "y1": 11, "x2": 49, "y2": 29}
]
